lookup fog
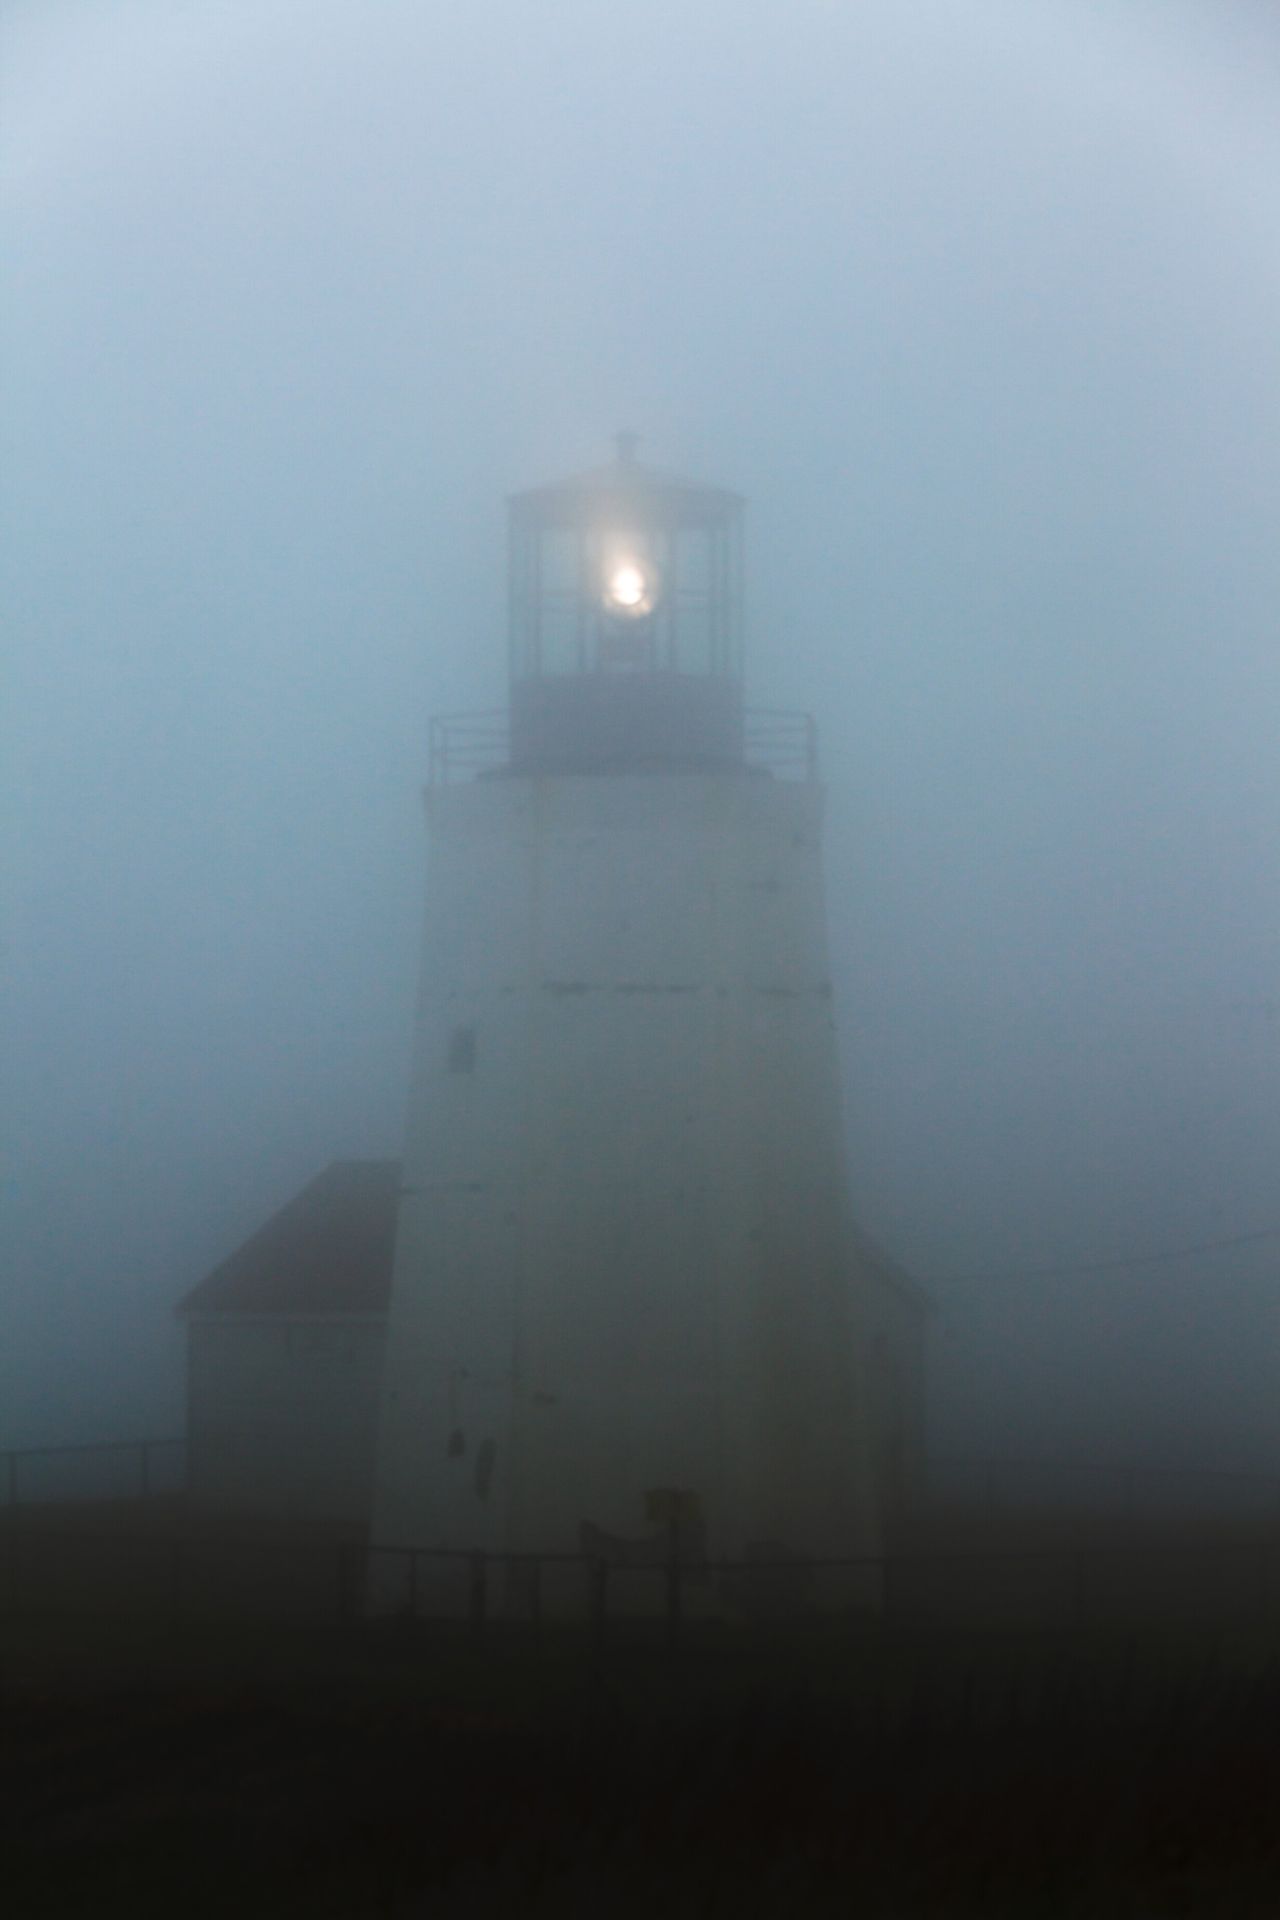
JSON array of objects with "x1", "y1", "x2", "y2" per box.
[{"x1": 4, "y1": 0, "x2": 1279, "y2": 1479}]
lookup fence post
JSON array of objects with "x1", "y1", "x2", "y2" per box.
[
  {"x1": 468, "y1": 1552, "x2": 487, "y2": 1640},
  {"x1": 6, "y1": 1527, "x2": 25, "y2": 1617},
  {"x1": 6, "y1": 1452, "x2": 17, "y2": 1507},
  {"x1": 665, "y1": 1519, "x2": 682, "y2": 1655},
  {"x1": 140, "y1": 1440, "x2": 152, "y2": 1500},
  {"x1": 590, "y1": 1557, "x2": 608, "y2": 1656},
  {"x1": 168, "y1": 1538, "x2": 186, "y2": 1625},
  {"x1": 1260, "y1": 1546, "x2": 1272, "y2": 1626}
]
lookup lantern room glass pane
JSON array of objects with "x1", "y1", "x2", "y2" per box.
[
  {"x1": 510, "y1": 494, "x2": 743, "y2": 686},
  {"x1": 532, "y1": 528, "x2": 582, "y2": 672},
  {"x1": 674, "y1": 600, "x2": 712, "y2": 673},
  {"x1": 538, "y1": 598, "x2": 580, "y2": 672},
  {"x1": 675, "y1": 527, "x2": 712, "y2": 593},
  {"x1": 539, "y1": 527, "x2": 578, "y2": 593}
]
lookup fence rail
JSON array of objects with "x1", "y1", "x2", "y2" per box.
[
  {"x1": 3, "y1": 1523, "x2": 1278, "y2": 1643},
  {"x1": 1, "y1": 1436, "x2": 186, "y2": 1507},
  {"x1": 3, "y1": 1430, "x2": 1280, "y2": 1638}
]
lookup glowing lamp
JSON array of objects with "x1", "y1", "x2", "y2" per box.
[
  {"x1": 603, "y1": 555, "x2": 658, "y2": 619},
  {"x1": 507, "y1": 434, "x2": 745, "y2": 770}
]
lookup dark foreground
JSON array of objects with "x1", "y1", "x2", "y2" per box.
[{"x1": 4, "y1": 1611, "x2": 1280, "y2": 1917}]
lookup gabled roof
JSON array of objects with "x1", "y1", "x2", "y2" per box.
[{"x1": 178, "y1": 1160, "x2": 401, "y2": 1316}]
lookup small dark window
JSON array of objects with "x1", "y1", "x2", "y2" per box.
[{"x1": 448, "y1": 1025, "x2": 477, "y2": 1073}]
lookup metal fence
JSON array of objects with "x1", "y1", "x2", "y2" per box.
[
  {"x1": 355, "y1": 1538, "x2": 1280, "y2": 1641},
  {"x1": 3, "y1": 1525, "x2": 1278, "y2": 1643},
  {"x1": 4, "y1": 1435, "x2": 1280, "y2": 1640},
  {"x1": 0, "y1": 1436, "x2": 186, "y2": 1507}
]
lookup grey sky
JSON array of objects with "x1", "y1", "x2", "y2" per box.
[{"x1": 4, "y1": 0, "x2": 1280, "y2": 1469}]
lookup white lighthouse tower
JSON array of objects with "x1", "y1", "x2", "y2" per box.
[{"x1": 370, "y1": 439, "x2": 883, "y2": 1609}]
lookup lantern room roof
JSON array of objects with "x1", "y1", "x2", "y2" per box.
[{"x1": 510, "y1": 434, "x2": 743, "y2": 516}]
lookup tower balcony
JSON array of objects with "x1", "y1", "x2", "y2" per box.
[{"x1": 426, "y1": 706, "x2": 818, "y2": 788}]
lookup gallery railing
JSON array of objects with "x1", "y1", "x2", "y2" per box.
[{"x1": 426, "y1": 708, "x2": 818, "y2": 786}]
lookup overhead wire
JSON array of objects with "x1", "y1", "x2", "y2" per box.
[{"x1": 925, "y1": 1222, "x2": 1280, "y2": 1287}]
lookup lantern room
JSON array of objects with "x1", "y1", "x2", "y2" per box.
[{"x1": 507, "y1": 435, "x2": 745, "y2": 774}]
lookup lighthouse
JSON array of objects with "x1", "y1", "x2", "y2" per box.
[{"x1": 369, "y1": 438, "x2": 887, "y2": 1610}]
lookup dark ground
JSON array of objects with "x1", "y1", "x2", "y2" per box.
[
  {"x1": 3, "y1": 1498, "x2": 1279, "y2": 1915},
  {"x1": 4, "y1": 1611, "x2": 1280, "y2": 1916}
]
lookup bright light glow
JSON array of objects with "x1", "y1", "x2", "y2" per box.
[
  {"x1": 603, "y1": 556, "x2": 657, "y2": 618},
  {"x1": 608, "y1": 563, "x2": 646, "y2": 608}
]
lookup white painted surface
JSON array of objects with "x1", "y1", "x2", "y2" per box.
[
  {"x1": 371, "y1": 774, "x2": 884, "y2": 1593},
  {"x1": 187, "y1": 1314, "x2": 386, "y2": 1524}
]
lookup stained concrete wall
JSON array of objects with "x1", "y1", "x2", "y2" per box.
[
  {"x1": 187, "y1": 1314, "x2": 386, "y2": 1524},
  {"x1": 371, "y1": 774, "x2": 884, "y2": 1582}
]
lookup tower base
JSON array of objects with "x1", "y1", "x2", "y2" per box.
[{"x1": 370, "y1": 772, "x2": 881, "y2": 1603}]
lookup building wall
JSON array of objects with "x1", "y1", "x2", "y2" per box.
[
  {"x1": 372, "y1": 774, "x2": 883, "y2": 1578},
  {"x1": 187, "y1": 1314, "x2": 386, "y2": 1525}
]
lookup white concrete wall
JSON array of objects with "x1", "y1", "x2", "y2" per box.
[
  {"x1": 187, "y1": 1314, "x2": 386, "y2": 1525},
  {"x1": 372, "y1": 775, "x2": 882, "y2": 1584}
]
